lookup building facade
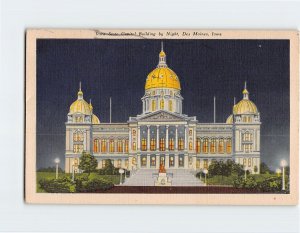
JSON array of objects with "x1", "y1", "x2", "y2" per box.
[{"x1": 65, "y1": 45, "x2": 261, "y2": 174}]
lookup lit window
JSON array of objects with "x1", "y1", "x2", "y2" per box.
[
  {"x1": 117, "y1": 159, "x2": 122, "y2": 168},
  {"x1": 218, "y1": 138, "x2": 224, "y2": 153},
  {"x1": 132, "y1": 157, "x2": 136, "y2": 165},
  {"x1": 169, "y1": 156, "x2": 174, "y2": 167},
  {"x1": 141, "y1": 157, "x2": 147, "y2": 167},
  {"x1": 101, "y1": 139, "x2": 107, "y2": 152},
  {"x1": 203, "y1": 138, "x2": 208, "y2": 153},
  {"x1": 109, "y1": 139, "x2": 114, "y2": 152},
  {"x1": 243, "y1": 158, "x2": 246, "y2": 166},
  {"x1": 93, "y1": 139, "x2": 100, "y2": 152},
  {"x1": 150, "y1": 138, "x2": 156, "y2": 151},
  {"x1": 210, "y1": 138, "x2": 216, "y2": 153},
  {"x1": 178, "y1": 138, "x2": 184, "y2": 150},
  {"x1": 152, "y1": 100, "x2": 156, "y2": 111},
  {"x1": 117, "y1": 140, "x2": 123, "y2": 152},
  {"x1": 151, "y1": 156, "x2": 156, "y2": 167},
  {"x1": 132, "y1": 142, "x2": 136, "y2": 151},
  {"x1": 169, "y1": 138, "x2": 174, "y2": 150},
  {"x1": 73, "y1": 144, "x2": 83, "y2": 153},
  {"x1": 159, "y1": 138, "x2": 165, "y2": 151},
  {"x1": 204, "y1": 159, "x2": 208, "y2": 169},
  {"x1": 189, "y1": 141, "x2": 193, "y2": 150},
  {"x1": 160, "y1": 99, "x2": 164, "y2": 109},
  {"x1": 226, "y1": 138, "x2": 232, "y2": 154},
  {"x1": 73, "y1": 131, "x2": 83, "y2": 142},
  {"x1": 196, "y1": 138, "x2": 201, "y2": 153},
  {"x1": 169, "y1": 100, "x2": 173, "y2": 111},
  {"x1": 248, "y1": 158, "x2": 251, "y2": 167},
  {"x1": 102, "y1": 160, "x2": 106, "y2": 168},
  {"x1": 196, "y1": 159, "x2": 200, "y2": 168},
  {"x1": 141, "y1": 138, "x2": 147, "y2": 151},
  {"x1": 125, "y1": 140, "x2": 129, "y2": 152},
  {"x1": 179, "y1": 155, "x2": 184, "y2": 167}
]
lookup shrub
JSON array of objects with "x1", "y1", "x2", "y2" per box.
[
  {"x1": 39, "y1": 177, "x2": 75, "y2": 193},
  {"x1": 233, "y1": 176, "x2": 257, "y2": 189},
  {"x1": 98, "y1": 159, "x2": 120, "y2": 175},
  {"x1": 75, "y1": 177, "x2": 114, "y2": 192}
]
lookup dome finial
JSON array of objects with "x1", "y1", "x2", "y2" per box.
[
  {"x1": 89, "y1": 98, "x2": 93, "y2": 111},
  {"x1": 79, "y1": 81, "x2": 82, "y2": 91},
  {"x1": 161, "y1": 41, "x2": 164, "y2": 52},
  {"x1": 242, "y1": 81, "x2": 249, "y2": 100},
  {"x1": 77, "y1": 81, "x2": 83, "y2": 99},
  {"x1": 158, "y1": 41, "x2": 167, "y2": 68}
]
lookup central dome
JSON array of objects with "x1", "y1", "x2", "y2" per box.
[
  {"x1": 145, "y1": 44, "x2": 181, "y2": 90},
  {"x1": 145, "y1": 67, "x2": 181, "y2": 90}
]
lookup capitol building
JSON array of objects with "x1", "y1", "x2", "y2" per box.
[{"x1": 65, "y1": 44, "x2": 261, "y2": 175}]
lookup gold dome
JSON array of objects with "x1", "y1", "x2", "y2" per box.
[
  {"x1": 145, "y1": 67, "x2": 181, "y2": 90},
  {"x1": 69, "y1": 86, "x2": 92, "y2": 115},
  {"x1": 233, "y1": 86, "x2": 258, "y2": 114},
  {"x1": 226, "y1": 114, "x2": 233, "y2": 124},
  {"x1": 159, "y1": 50, "x2": 166, "y2": 57},
  {"x1": 92, "y1": 114, "x2": 100, "y2": 124}
]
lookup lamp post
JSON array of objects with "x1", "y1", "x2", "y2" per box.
[
  {"x1": 54, "y1": 158, "x2": 60, "y2": 179},
  {"x1": 119, "y1": 168, "x2": 124, "y2": 185},
  {"x1": 203, "y1": 169, "x2": 208, "y2": 185},
  {"x1": 280, "y1": 159, "x2": 287, "y2": 191},
  {"x1": 243, "y1": 166, "x2": 247, "y2": 181}
]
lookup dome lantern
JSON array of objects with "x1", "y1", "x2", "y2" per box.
[
  {"x1": 158, "y1": 41, "x2": 167, "y2": 68},
  {"x1": 242, "y1": 81, "x2": 249, "y2": 100}
]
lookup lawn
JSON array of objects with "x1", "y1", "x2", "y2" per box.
[{"x1": 36, "y1": 172, "x2": 123, "y2": 192}]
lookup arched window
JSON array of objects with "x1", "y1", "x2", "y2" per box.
[
  {"x1": 152, "y1": 100, "x2": 156, "y2": 111},
  {"x1": 117, "y1": 159, "x2": 122, "y2": 168},
  {"x1": 243, "y1": 158, "x2": 246, "y2": 166},
  {"x1": 73, "y1": 131, "x2": 83, "y2": 142},
  {"x1": 196, "y1": 138, "x2": 201, "y2": 153},
  {"x1": 73, "y1": 144, "x2": 83, "y2": 153},
  {"x1": 243, "y1": 132, "x2": 252, "y2": 142},
  {"x1": 226, "y1": 138, "x2": 232, "y2": 154},
  {"x1": 218, "y1": 138, "x2": 224, "y2": 154},
  {"x1": 150, "y1": 138, "x2": 156, "y2": 151},
  {"x1": 203, "y1": 159, "x2": 208, "y2": 169},
  {"x1": 160, "y1": 99, "x2": 164, "y2": 110},
  {"x1": 141, "y1": 138, "x2": 147, "y2": 151},
  {"x1": 132, "y1": 157, "x2": 136, "y2": 165},
  {"x1": 132, "y1": 142, "x2": 136, "y2": 151},
  {"x1": 169, "y1": 100, "x2": 173, "y2": 111},
  {"x1": 159, "y1": 138, "x2": 165, "y2": 151},
  {"x1": 169, "y1": 138, "x2": 174, "y2": 150},
  {"x1": 178, "y1": 138, "x2": 184, "y2": 150},
  {"x1": 151, "y1": 156, "x2": 156, "y2": 167},
  {"x1": 125, "y1": 139, "x2": 129, "y2": 152},
  {"x1": 101, "y1": 139, "x2": 107, "y2": 152},
  {"x1": 109, "y1": 139, "x2": 114, "y2": 152},
  {"x1": 93, "y1": 139, "x2": 100, "y2": 152},
  {"x1": 117, "y1": 140, "x2": 123, "y2": 152},
  {"x1": 210, "y1": 138, "x2": 216, "y2": 153},
  {"x1": 203, "y1": 138, "x2": 208, "y2": 153},
  {"x1": 141, "y1": 157, "x2": 147, "y2": 167},
  {"x1": 189, "y1": 141, "x2": 193, "y2": 150},
  {"x1": 102, "y1": 160, "x2": 106, "y2": 168},
  {"x1": 248, "y1": 158, "x2": 251, "y2": 167}
]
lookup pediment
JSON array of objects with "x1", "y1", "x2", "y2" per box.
[{"x1": 137, "y1": 111, "x2": 187, "y2": 122}]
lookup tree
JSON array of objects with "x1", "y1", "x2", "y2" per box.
[
  {"x1": 260, "y1": 162, "x2": 271, "y2": 174},
  {"x1": 78, "y1": 152, "x2": 98, "y2": 177},
  {"x1": 254, "y1": 166, "x2": 258, "y2": 173}
]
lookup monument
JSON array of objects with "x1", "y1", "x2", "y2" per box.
[{"x1": 154, "y1": 164, "x2": 172, "y2": 186}]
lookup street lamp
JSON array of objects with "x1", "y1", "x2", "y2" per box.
[
  {"x1": 243, "y1": 166, "x2": 247, "y2": 181},
  {"x1": 203, "y1": 169, "x2": 208, "y2": 185},
  {"x1": 276, "y1": 168, "x2": 281, "y2": 177},
  {"x1": 280, "y1": 159, "x2": 287, "y2": 191},
  {"x1": 119, "y1": 168, "x2": 124, "y2": 185},
  {"x1": 54, "y1": 158, "x2": 60, "y2": 179}
]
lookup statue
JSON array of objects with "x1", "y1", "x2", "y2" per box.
[{"x1": 159, "y1": 163, "x2": 166, "y2": 173}]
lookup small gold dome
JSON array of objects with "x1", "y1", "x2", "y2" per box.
[
  {"x1": 145, "y1": 67, "x2": 181, "y2": 90},
  {"x1": 226, "y1": 114, "x2": 233, "y2": 124},
  {"x1": 159, "y1": 50, "x2": 166, "y2": 57},
  {"x1": 233, "y1": 99, "x2": 258, "y2": 114},
  {"x1": 92, "y1": 114, "x2": 100, "y2": 124},
  {"x1": 69, "y1": 86, "x2": 92, "y2": 115}
]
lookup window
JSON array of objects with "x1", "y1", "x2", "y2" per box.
[
  {"x1": 101, "y1": 139, "x2": 107, "y2": 152},
  {"x1": 248, "y1": 158, "x2": 251, "y2": 167},
  {"x1": 203, "y1": 159, "x2": 208, "y2": 169},
  {"x1": 202, "y1": 138, "x2": 208, "y2": 153},
  {"x1": 178, "y1": 138, "x2": 184, "y2": 150},
  {"x1": 141, "y1": 138, "x2": 147, "y2": 151},
  {"x1": 179, "y1": 155, "x2": 184, "y2": 167},
  {"x1": 73, "y1": 131, "x2": 83, "y2": 142},
  {"x1": 244, "y1": 144, "x2": 252, "y2": 153},
  {"x1": 169, "y1": 138, "x2": 174, "y2": 150},
  {"x1": 226, "y1": 138, "x2": 232, "y2": 154},
  {"x1": 152, "y1": 100, "x2": 156, "y2": 111},
  {"x1": 75, "y1": 116, "x2": 83, "y2": 123},
  {"x1": 160, "y1": 156, "x2": 165, "y2": 165},
  {"x1": 93, "y1": 139, "x2": 100, "y2": 152},
  {"x1": 189, "y1": 141, "x2": 193, "y2": 150},
  {"x1": 125, "y1": 159, "x2": 129, "y2": 168},
  {"x1": 218, "y1": 138, "x2": 224, "y2": 154},
  {"x1": 102, "y1": 160, "x2": 106, "y2": 168},
  {"x1": 132, "y1": 157, "x2": 136, "y2": 165},
  {"x1": 169, "y1": 156, "x2": 174, "y2": 167},
  {"x1": 73, "y1": 144, "x2": 83, "y2": 153},
  {"x1": 125, "y1": 140, "x2": 129, "y2": 152},
  {"x1": 196, "y1": 138, "x2": 201, "y2": 153},
  {"x1": 151, "y1": 156, "x2": 156, "y2": 167},
  {"x1": 150, "y1": 138, "x2": 156, "y2": 151},
  {"x1": 243, "y1": 158, "x2": 246, "y2": 166},
  {"x1": 160, "y1": 99, "x2": 164, "y2": 109},
  {"x1": 132, "y1": 142, "x2": 136, "y2": 151},
  {"x1": 159, "y1": 138, "x2": 165, "y2": 151},
  {"x1": 210, "y1": 138, "x2": 216, "y2": 153},
  {"x1": 169, "y1": 100, "x2": 173, "y2": 111},
  {"x1": 141, "y1": 157, "x2": 147, "y2": 167},
  {"x1": 117, "y1": 140, "x2": 123, "y2": 152},
  {"x1": 117, "y1": 159, "x2": 122, "y2": 168},
  {"x1": 109, "y1": 139, "x2": 114, "y2": 152},
  {"x1": 196, "y1": 159, "x2": 200, "y2": 169},
  {"x1": 243, "y1": 132, "x2": 252, "y2": 142}
]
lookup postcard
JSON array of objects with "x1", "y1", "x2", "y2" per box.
[{"x1": 25, "y1": 29, "x2": 299, "y2": 204}]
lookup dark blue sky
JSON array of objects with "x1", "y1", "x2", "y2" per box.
[{"x1": 36, "y1": 39, "x2": 289, "y2": 170}]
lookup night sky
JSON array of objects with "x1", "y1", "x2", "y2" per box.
[{"x1": 36, "y1": 39, "x2": 290, "y2": 170}]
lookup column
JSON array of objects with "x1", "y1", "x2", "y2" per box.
[
  {"x1": 166, "y1": 125, "x2": 169, "y2": 150},
  {"x1": 137, "y1": 155, "x2": 141, "y2": 168},
  {"x1": 122, "y1": 139, "x2": 125, "y2": 153},
  {"x1": 184, "y1": 125, "x2": 188, "y2": 150},
  {"x1": 147, "y1": 125, "x2": 150, "y2": 151},
  {"x1": 146, "y1": 155, "x2": 150, "y2": 168},
  {"x1": 128, "y1": 156, "x2": 132, "y2": 170},
  {"x1": 174, "y1": 155, "x2": 179, "y2": 168},
  {"x1": 156, "y1": 155, "x2": 160, "y2": 169},
  {"x1": 137, "y1": 126, "x2": 141, "y2": 150},
  {"x1": 129, "y1": 127, "x2": 132, "y2": 152},
  {"x1": 184, "y1": 155, "x2": 188, "y2": 168},
  {"x1": 165, "y1": 154, "x2": 169, "y2": 169},
  {"x1": 121, "y1": 159, "x2": 126, "y2": 168},
  {"x1": 156, "y1": 125, "x2": 159, "y2": 150},
  {"x1": 175, "y1": 126, "x2": 178, "y2": 150},
  {"x1": 192, "y1": 156, "x2": 197, "y2": 170}
]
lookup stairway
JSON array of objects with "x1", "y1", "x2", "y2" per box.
[{"x1": 123, "y1": 169, "x2": 204, "y2": 186}]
